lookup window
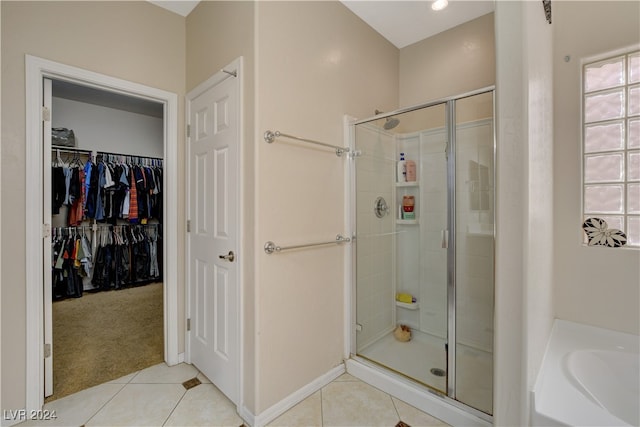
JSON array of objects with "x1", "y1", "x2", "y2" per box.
[{"x1": 583, "y1": 50, "x2": 640, "y2": 247}]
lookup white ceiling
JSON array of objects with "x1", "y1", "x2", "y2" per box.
[
  {"x1": 147, "y1": 0, "x2": 494, "y2": 49},
  {"x1": 340, "y1": 1, "x2": 495, "y2": 48},
  {"x1": 148, "y1": 0, "x2": 200, "y2": 17}
]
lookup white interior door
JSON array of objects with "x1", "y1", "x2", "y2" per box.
[
  {"x1": 187, "y1": 71, "x2": 239, "y2": 405},
  {"x1": 43, "y1": 77, "x2": 54, "y2": 398}
]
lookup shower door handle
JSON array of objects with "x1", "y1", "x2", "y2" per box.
[{"x1": 441, "y1": 230, "x2": 449, "y2": 249}]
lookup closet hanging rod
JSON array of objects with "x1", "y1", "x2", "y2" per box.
[
  {"x1": 51, "y1": 145, "x2": 93, "y2": 154},
  {"x1": 92, "y1": 223, "x2": 160, "y2": 228},
  {"x1": 96, "y1": 150, "x2": 162, "y2": 161},
  {"x1": 264, "y1": 234, "x2": 351, "y2": 255},
  {"x1": 264, "y1": 130, "x2": 350, "y2": 157}
]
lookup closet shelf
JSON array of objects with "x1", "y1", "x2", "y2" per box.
[{"x1": 396, "y1": 301, "x2": 419, "y2": 310}]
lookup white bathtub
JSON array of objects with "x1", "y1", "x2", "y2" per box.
[{"x1": 532, "y1": 320, "x2": 639, "y2": 426}]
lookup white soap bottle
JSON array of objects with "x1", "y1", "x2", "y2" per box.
[{"x1": 397, "y1": 152, "x2": 406, "y2": 182}]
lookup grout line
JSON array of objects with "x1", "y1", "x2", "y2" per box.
[
  {"x1": 161, "y1": 387, "x2": 188, "y2": 427},
  {"x1": 320, "y1": 387, "x2": 325, "y2": 427},
  {"x1": 390, "y1": 394, "x2": 402, "y2": 423},
  {"x1": 127, "y1": 369, "x2": 141, "y2": 383},
  {"x1": 84, "y1": 382, "x2": 128, "y2": 426}
]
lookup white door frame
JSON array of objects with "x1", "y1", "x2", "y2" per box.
[
  {"x1": 25, "y1": 55, "x2": 180, "y2": 412},
  {"x1": 185, "y1": 57, "x2": 244, "y2": 410}
]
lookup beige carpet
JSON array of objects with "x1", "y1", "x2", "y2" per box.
[{"x1": 47, "y1": 282, "x2": 164, "y2": 402}]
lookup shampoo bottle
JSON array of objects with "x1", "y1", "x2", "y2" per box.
[
  {"x1": 402, "y1": 195, "x2": 415, "y2": 220},
  {"x1": 406, "y1": 159, "x2": 416, "y2": 182},
  {"x1": 397, "y1": 152, "x2": 406, "y2": 182}
]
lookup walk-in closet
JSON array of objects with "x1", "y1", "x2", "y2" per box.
[{"x1": 46, "y1": 79, "x2": 165, "y2": 401}]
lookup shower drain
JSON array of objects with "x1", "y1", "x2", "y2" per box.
[{"x1": 430, "y1": 368, "x2": 446, "y2": 377}]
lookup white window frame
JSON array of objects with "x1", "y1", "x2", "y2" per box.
[{"x1": 581, "y1": 46, "x2": 640, "y2": 248}]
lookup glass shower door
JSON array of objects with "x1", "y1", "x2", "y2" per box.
[
  {"x1": 453, "y1": 91, "x2": 495, "y2": 415},
  {"x1": 354, "y1": 103, "x2": 449, "y2": 394}
]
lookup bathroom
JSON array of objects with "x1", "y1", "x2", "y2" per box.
[{"x1": 2, "y1": 1, "x2": 639, "y2": 426}]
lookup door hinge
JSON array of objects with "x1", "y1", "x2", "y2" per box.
[
  {"x1": 44, "y1": 343, "x2": 51, "y2": 358},
  {"x1": 42, "y1": 106, "x2": 51, "y2": 122},
  {"x1": 187, "y1": 220, "x2": 191, "y2": 233},
  {"x1": 187, "y1": 318, "x2": 191, "y2": 331},
  {"x1": 355, "y1": 323, "x2": 363, "y2": 331},
  {"x1": 187, "y1": 124, "x2": 191, "y2": 138},
  {"x1": 42, "y1": 223, "x2": 51, "y2": 239}
]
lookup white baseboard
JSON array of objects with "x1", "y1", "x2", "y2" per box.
[
  {"x1": 249, "y1": 364, "x2": 345, "y2": 427},
  {"x1": 177, "y1": 352, "x2": 185, "y2": 364},
  {"x1": 239, "y1": 405, "x2": 256, "y2": 427},
  {"x1": 346, "y1": 359, "x2": 492, "y2": 427}
]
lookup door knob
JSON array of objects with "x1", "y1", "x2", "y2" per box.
[{"x1": 219, "y1": 251, "x2": 235, "y2": 262}]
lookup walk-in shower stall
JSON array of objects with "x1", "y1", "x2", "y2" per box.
[{"x1": 349, "y1": 88, "x2": 495, "y2": 420}]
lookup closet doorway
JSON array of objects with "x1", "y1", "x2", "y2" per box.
[
  {"x1": 45, "y1": 77, "x2": 165, "y2": 400},
  {"x1": 25, "y1": 56, "x2": 179, "y2": 412}
]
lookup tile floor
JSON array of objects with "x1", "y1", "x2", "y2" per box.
[{"x1": 16, "y1": 362, "x2": 450, "y2": 427}]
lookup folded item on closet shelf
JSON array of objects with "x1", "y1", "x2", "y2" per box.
[{"x1": 52, "y1": 128, "x2": 76, "y2": 147}]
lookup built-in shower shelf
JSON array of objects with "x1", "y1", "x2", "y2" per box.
[
  {"x1": 396, "y1": 219, "x2": 418, "y2": 225},
  {"x1": 396, "y1": 181, "x2": 419, "y2": 188},
  {"x1": 396, "y1": 301, "x2": 419, "y2": 310},
  {"x1": 467, "y1": 224, "x2": 493, "y2": 237}
]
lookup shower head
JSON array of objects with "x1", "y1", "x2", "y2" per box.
[
  {"x1": 374, "y1": 109, "x2": 400, "y2": 130},
  {"x1": 383, "y1": 116, "x2": 400, "y2": 130}
]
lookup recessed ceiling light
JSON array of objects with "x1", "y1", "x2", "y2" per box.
[{"x1": 432, "y1": 0, "x2": 448, "y2": 11}]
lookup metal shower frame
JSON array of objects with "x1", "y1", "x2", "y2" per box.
[{"x1": 348, "y1": 85, "x2": 496, "y2": 422}]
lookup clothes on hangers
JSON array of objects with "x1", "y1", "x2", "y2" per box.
[
  {"x1": 90, "y1": 224, "x2": 162, "y2": 292},
  {"x1": 68, "y1": 167, "x2": 85, "y2": 226},
  {"x1": 52, "y1": 166, "x2": 66, "y2": 215},
  {"x1": 50, "y1": 148, "x2": 164, "y2": 300},
  {"x1": 51, "y1": 149, "x2": 90, "y2": 224},
  {"x1": 51, "y1": 228, "x2": 92, "y2": 300},
  {"x1": 84, "y1": 153, "x2": 163, "y2": 224},
  {"x1": 50, "y1": 150, "x2": 164, "y2": 225}
]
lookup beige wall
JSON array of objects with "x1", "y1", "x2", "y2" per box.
[
  {"x1": 522, "y1": 0, "x2": 554, "y2": 423},
  {"x1": 493, "y1": 3, "x2": 556, "y2": 424},
  {"x1": 399, "y1": 13, "x2": 495, "y2": 107},
  {"x1": 186, "y1": 1, "x2": 255, "y2": 92},
  {"x1": 254, "y1": 1, "x2": 398, "y2": 412},
  {"x1": 553, "y1": 1, "x2": 640, "y2": 335},
  {"x1": 494, "y1": 2, "x2": 525, "y2": 425},
  {"x1": 1, "y1": 0, "x2": 186, "y2": 412},
  {"x1": 186, "y1": 0, "x2": 257, "y2": 412},
  {"x1": 187, "y1": 0, "x2": 398, "y2": 415}
]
